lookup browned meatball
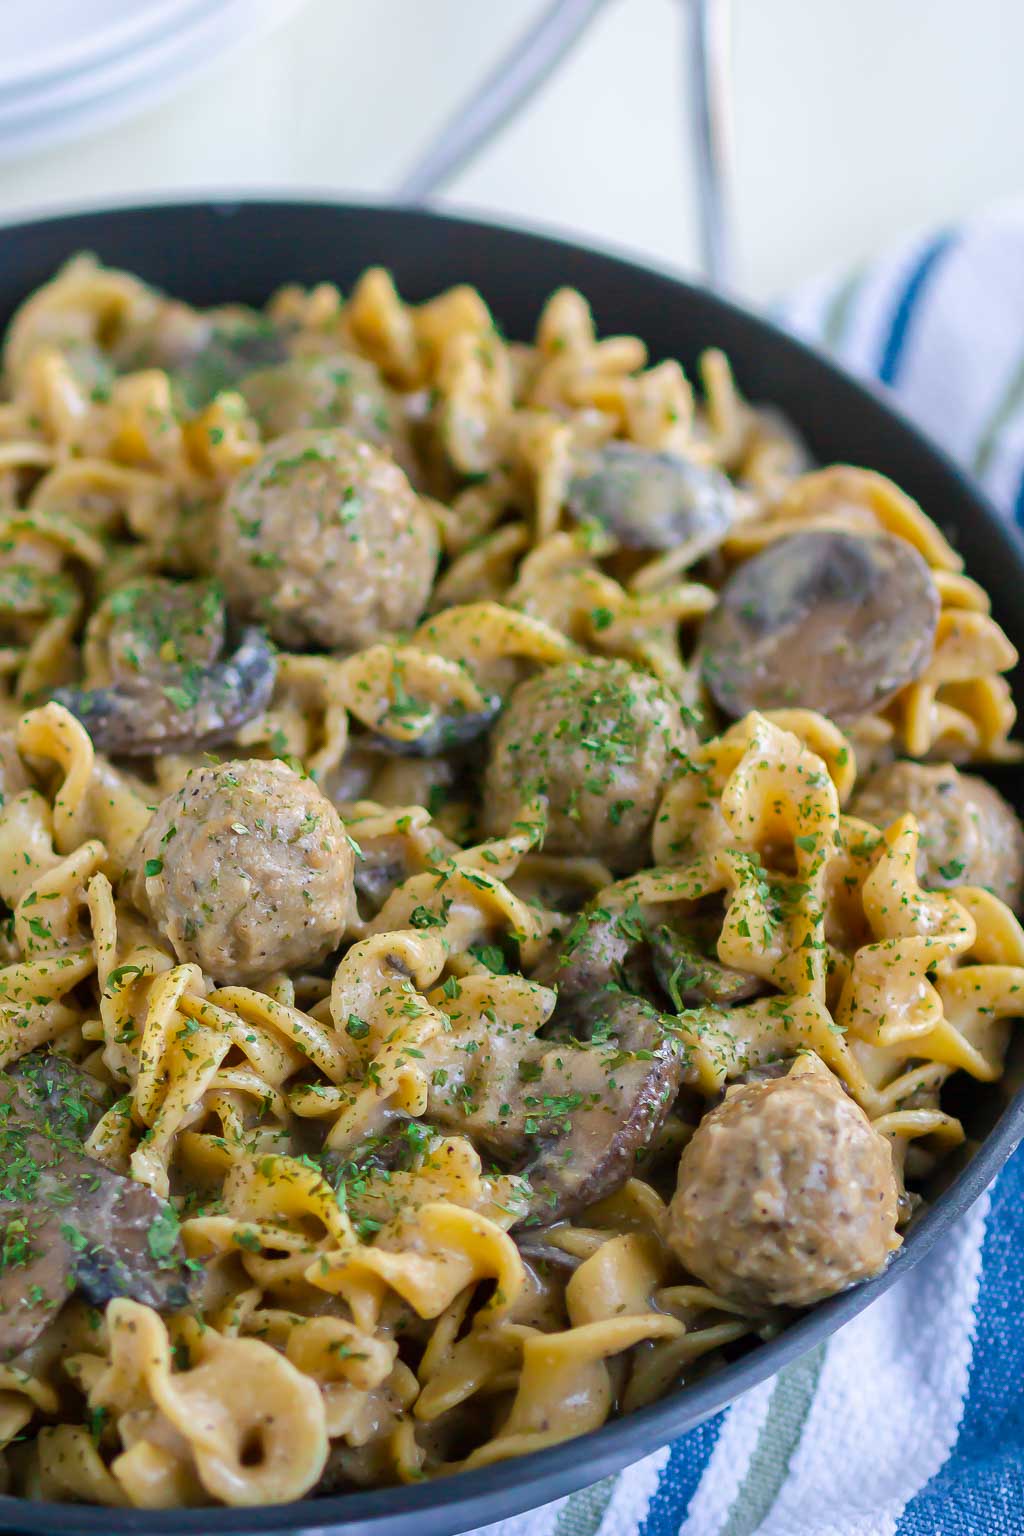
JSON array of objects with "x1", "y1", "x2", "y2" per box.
[
  {"x1": 483, "y1": 657, "x2": 695, "y2": 869},
  {"x1": 130, "y1": 759, "x2": 353, "y2": 984},
  {"x1": 851, "y1": 760, "x2": 1024, "y2": 910},
  {"x1": 666, "y1": 1060, "x2": 900, "y2": 1308},
  {"x1": 217, "y1": 428, "x2": 438, "y2": 651}
]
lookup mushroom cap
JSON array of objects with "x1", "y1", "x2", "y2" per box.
[
  {"x1": 700, "y1": 530, "x2": 939, "y2": 722},
  {"x1": 567, "y1": 442, "x2": 740, "y2": 557},
  {"x1": 130, "y1": 758, "x2": 353, "y2": 985},
  {"x1": 666, "y1": 1059, "x2": 900, "y2": 1308}
]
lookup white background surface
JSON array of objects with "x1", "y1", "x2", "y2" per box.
[{"x1": 1, "y1": 0, "x2": 1022, "y2": 302}]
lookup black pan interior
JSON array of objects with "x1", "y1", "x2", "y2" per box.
[{"x1": 0, "y1": 200, "x2": 1021, "y2": 1536}]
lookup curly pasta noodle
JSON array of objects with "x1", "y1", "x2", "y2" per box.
[{"x1": 0, "y1": 255, "x2": 1019, "y2": 1511}]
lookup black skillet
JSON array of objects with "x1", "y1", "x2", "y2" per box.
[{"x1": 0, "y1": 200, "x2": 1021, "y2": 1536}]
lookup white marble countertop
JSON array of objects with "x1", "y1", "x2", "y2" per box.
[{"x1": 1, "y1": 0, "x2": 1022, "y2": 302}]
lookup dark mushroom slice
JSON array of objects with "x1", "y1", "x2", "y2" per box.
[
  {"x1": 58, "y1": 1165, "x2": 193, "y2": 1315},
  {"x1": 365, "y1": 699, "x2": 499, "y2": 758},
  {"x1": 353, "y1": 852, "x2": 407, "y2": 916},
  {"x1": 532, "y1": 902, "x2": 643, "y2": 1000},
  {"x1": 6, "y1": 1050, "x2": 112, "y2": 1140},
  {"x1": 54, "y1": 626, "x2": 276, "y2": 757},
  {"x1": 423, "y1": 989, "x2": 684, "y2": 1225},
  {"x1": 731, "y1": 1057, "x2": 795, "y2": 1088},
  {"x1": 0, "y1": 1058, "x2": 193, "y2": 1361},
  {"x1": 566, "y1": 442, "x2": 740, "y2": 557},
  {"x1": 533, "y1": 899, "x2": 760, "y2": 1021},
  {"x1": 700, "y1": 530, "x2": 940, "y2": 721},
  {"x1": 649, "y1": 921, "x2": 763, "y2": 1009},
  {"x1": 516, "y1": 996, "x2": 684, "y2": 1224},
  {"x1": 0, "y1": 1202, "x2": 76, "y2": 1360},
  {"x1": 515, "y1": 1234, "x2": 582, "y2": 1272},
  {"x1": 316, "y1": 1119, "x2": 431, "y2": 1188}
]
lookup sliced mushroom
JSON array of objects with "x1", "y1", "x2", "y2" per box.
[
  {"x1": 515, "y1": 1234, "x2": 582, "y2": 1272},
  {"x1": 739, "y1": 1057, "x2": 794, "y2": 1085},
  {"x1": 567, "y1": 442, "x2": 740, "y2": 557},
  {"x1": 352, "y1": 852, "x2": 407, "y2": 915},
  {"x1": 532, "y1": 903, "x2": 642, "y2": 1000},
  {"x1": 650, "y1": 922, "x2": 763, "y2": 1009},
  {"x1": 6, "y1": 1050, "x2": 112, "y2": 1138},
  {"x1": 534, "y1": 900, "x2": 760, "y2": 1017},
  {"x1": 423, "y1": 984, "x2": 683, "y2": 1224},
  {"x1": 54, "y1": 583, "x2": 276, "y2": 758},
  {"x1": 365, "y1": 700, "x2": 499, "y2": 758},
  {"x1": 0, "y1": 1056, "x2": 194, "y2": 1360},
  {"x1": 417, "y1": 900, "x2": 760, "y2": 1222},
  {"x1": 700, "y1": 530, "x2": 940, "y2": 721},
  {"x1": 317, "y1": 1120, "x2": 430, "y2": 1187},
  {"x1": 518, "y1": 995, "x2": 684, "y2": 1223}
]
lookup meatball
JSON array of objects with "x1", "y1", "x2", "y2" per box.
[
  {"x1": 239, "y1": 351, "x2": 414, "y2": 471},
  {"x1": 851, "y1": 760, "x2": 1024, "y2": 910},
  {"x1": 217, "y1": 428, "x2": 438, "y2": 651},
  {"x1": 130, "y1": 759, "x2": 353, "y2": 984},
  {"x1": 666, "y1": 1060, "x2": 900, "y2": 1308},
  {"x1": 483, "y1": 657, "x2": 695, "y2": 869},
  {"x1": 84, "y1": 578, "x2": 224, "y2": 685},
  {"x1": 58, "y1": 579, "x2": 275, "y2": 758}
]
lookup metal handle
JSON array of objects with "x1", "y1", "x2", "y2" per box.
[
  {"x1": 686, "y1": 0, "x2": 735, "y2": 290},
  {"x1": 395, "y1": 0, "x2": 737, "y2": 290},
  {"x1": 395, "y1": 0, "x2": 613, "y2": 204}
]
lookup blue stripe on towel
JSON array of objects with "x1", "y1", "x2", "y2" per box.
[
  {"x1": 638, "y1": 1414, "x2": 725, "y2": 1536},
  {"x1": 896, "y1": 1154, "x2": 1024, "y2": 1535},
  {"x1": 1013, "y1": 461, "x2": 1024, "y2": 528},
  {"x1": 877, "y1": 232, "x2": 957, "y2": 387}
]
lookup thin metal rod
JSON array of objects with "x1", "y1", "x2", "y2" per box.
[
  {"x1": 687, "y1": 0, "x2": 736, "y2": 289},
  {"x1": 396, "y1": 0, "x2": 612, "y2": 203}
]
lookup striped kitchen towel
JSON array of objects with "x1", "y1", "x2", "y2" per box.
[{"x1": 471, "y1": 203, "x2": 1024, "y2": 1536}]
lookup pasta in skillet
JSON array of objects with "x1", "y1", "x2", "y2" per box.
[{"x1": 0, "y1": 255, "x2": 1020, "y2": 1509}]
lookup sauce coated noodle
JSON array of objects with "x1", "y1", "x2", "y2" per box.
[{"x1": 0, "y1": 256, "x2": 1018, "y2": 1509}]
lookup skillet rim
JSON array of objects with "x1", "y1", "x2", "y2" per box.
[{"x1": 0, "y1": 196, "x2": 1020, "y2": 1536}]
